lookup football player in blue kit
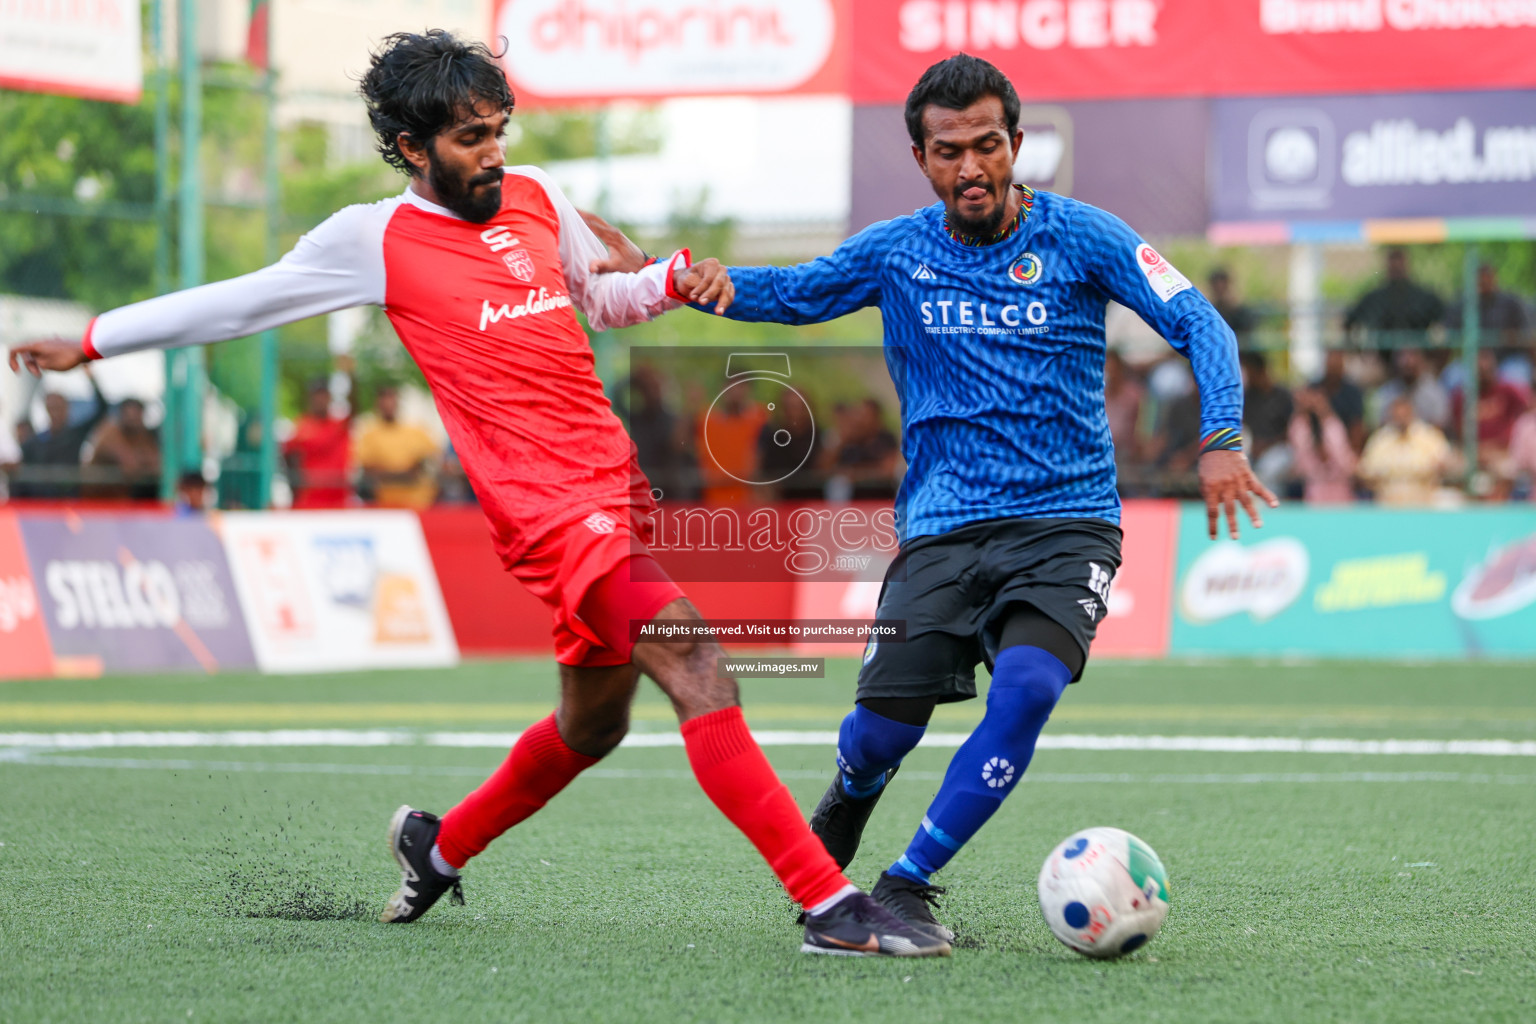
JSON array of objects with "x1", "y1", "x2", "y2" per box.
[{"x1": 690, "y1": 54, "x2": 1278, "y2": 941}]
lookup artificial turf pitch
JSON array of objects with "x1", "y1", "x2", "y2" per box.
[{"x1": 2, "y1": 659, "x2": 1533, "y2": 1023}]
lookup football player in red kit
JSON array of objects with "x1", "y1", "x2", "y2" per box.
[{"x1": 8, "y1": 30, "x2": 946, "y2": 958}]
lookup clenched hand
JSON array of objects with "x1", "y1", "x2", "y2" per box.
[{"x1": 672, "y1": 259, "x2": 734, "y2": 314}]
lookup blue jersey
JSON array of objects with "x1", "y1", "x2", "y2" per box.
[{"x1": 712, "y1": 190, "x2": 1242, "y2": 540}]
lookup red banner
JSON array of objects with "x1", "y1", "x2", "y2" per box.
[
  {"x1": 1092, "y1": 500, "x2": 1178, "y2": 658},
  {"x1": 0, "y1": 513, "x2": 54, "y2": 681},
  {"x1": 852, "y1": 1, "x2": 1536, "y2": 103},
  {"x1": 494, "y1": 0, "x2": 849, "y2": 105}
]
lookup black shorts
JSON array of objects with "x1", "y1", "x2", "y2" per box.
[{"x1": 857, "y1": 517, "x2": 1123, "y2": 703}]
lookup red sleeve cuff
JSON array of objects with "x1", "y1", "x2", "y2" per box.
[
  {"x1": 81, "y1": 317, "x2": 101, "y2": 361},
  {"x1": 663, "y1": 249, "x2": 693, "y2": 303}
]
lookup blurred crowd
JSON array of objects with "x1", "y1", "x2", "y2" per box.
[
  {"x1": 619, "y1": 363, "x2": 901, "y2": 505},
  {"x1": 1116, "y1": 249, "x2": 1535, "y2": 505},
  {"x1": 3, "y1": 247, "x2": 1533, "y2": 509}
]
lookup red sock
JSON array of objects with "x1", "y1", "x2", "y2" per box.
[
  {"x1": 436, "y1": 713, "x2": 598, "y2": 868},
  {"x1": 681, "y1": 706, "x2": 851, "y2": 908}
]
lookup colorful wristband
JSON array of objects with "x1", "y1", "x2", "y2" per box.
[{"x1": 1199, "y1": 428, "x2": 1243, "y2": 455}]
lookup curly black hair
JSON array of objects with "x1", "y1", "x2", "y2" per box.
[
  {"x1": 904, "y1": 53, "x2": 1020, "y2": 149},
  {"x1": 359, "y1": 31, "x2": 515, "y2": 176}
]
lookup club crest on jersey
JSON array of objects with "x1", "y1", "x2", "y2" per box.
[
  {"x1": 502, "y1": 249, "x2": 535, "y2": 283},
  {"x1": 1008, "y1": 252, "x2": 1043, "y2": 286}
]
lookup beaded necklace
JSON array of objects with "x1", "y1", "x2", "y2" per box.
[{"x1": 944, "y1": 183, "x2": 1036, "y2": 247}]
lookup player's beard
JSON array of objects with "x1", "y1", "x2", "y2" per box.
[
  {"x1": 948, "y1": 182, "x2": 1008, "y2": 240},
  {"x1": 429, "y1": 153, "x2": 503, "y2": 223}
]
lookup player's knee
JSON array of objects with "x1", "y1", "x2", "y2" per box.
[
  {"x1": 561, "y1": 707, "x2": 631, "y2": 758},
  {"x1": 983, "y1": 675, "x2": 1066, "y2": 745}
]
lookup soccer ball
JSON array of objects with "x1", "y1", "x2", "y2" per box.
[{"x1": 1037, "y1": 826, "x2": 1170, "y2": 958}]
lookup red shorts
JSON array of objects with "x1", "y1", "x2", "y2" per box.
[{"x1": 511, "y1": 507, "x2": 684, "y2": 667}]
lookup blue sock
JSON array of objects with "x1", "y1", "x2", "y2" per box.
[
  {"x1": 890, "y1": 646, "x2": 1071, "y2": 884},
  {"x1": 836, "y1": 704, "x2": 927, "y2": 798}
]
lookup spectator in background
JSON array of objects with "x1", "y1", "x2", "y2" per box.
[
  {"x1": 826, "y1": 398, "x2": 900, "y2": 501},
  {"x1": 0, "y1": 414, "x2": 20, "y2": 503},
  {"x1": 1450, "y1": 351, "x2": 1529, "y2": 463},
  {"x1": 1144, "y1": 361, "x2": 1202, "y2": 494},
  {"x1": 695, "y1": 388, "x2": 764, "y2": 506},
  {"x1": 1344, "y1": 247, "x2": 1445, "y2": 345},
  {"x1": 354, "y1": 384, "x2": 440, "y2": 509},
  {"x1": 1316, "y1": 350, "x2": 1367, "y2": 451},
  {"x1": 624, "y1": 364, "x2": 694, "y2": 500},
  {"x1": 1503, "y1": 406, "x2": 1536, "y2": 498},
  {"x1": 757, "y1": 394, "x2": 823, "y2": 501},
  {"x1": 1104, "y1": 350, "x2": 1144, "y2": 467},
  {"x1": 1288, "y1": 387, "x2": 1356, "y2": 504},
  {"x1": 1447, "y1": 263, "x2": 1530, "y2": 353},
  {"x1": 1358, "y1": 396, "x2": 1456, "y2": 506},
  {"x1": 284, "y1": 378, "x2": 352, "y2": 508},
  {"x1": 174, "y1": 470, "x2": 210, "y2": 515},
  {"x1": 1207, "y1": 268, "x2": 1258, "y2": 346},
  {"x1": 1240, "y1": 351, "x2": 1294, "y2": 494},
  {"x1": 87, "y1": 398, "x2": 161, "y2": 500},
  {"x1": 17, "y1": 369, "x2": 107, "y2": 498},
  {"x1": 1373, "y1": 347, "x2": 1451, "y2": 430}
]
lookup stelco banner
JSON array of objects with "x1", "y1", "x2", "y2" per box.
[
  {"x1": 852, "y1": 1, "x2": 1536, "y2": 103},
  {"x1": 19, "y1": 514, "x2": 256, "y2": 676},
  {"x1": 1171, "y1": 508, "x2": 1536, "y2": 657},
  {"x1": 493, "y1": 0, "x2": 847, "y2": 103},
  {"x1": 0, "y1": 0, "x2": 143, "y2": 103},
  {"x1": 1211, "y1": 89, "x2": 1536, "y2": 223}
]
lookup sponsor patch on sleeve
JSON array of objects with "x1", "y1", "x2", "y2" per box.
[{"x1": 1135, "y1": 243, "x2": 1193, "y2": 303}]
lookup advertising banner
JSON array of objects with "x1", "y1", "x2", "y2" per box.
[
  {"x1": 851, "y1": 99, "x2": 1208, "y2": 236},
  {"x1": 1092, "y1": 500, "x2": 1177, "y2": 658},
  {"x1": 0, "y1": 512, "x2": 53, "y2": 680},
  {"x1": 220, "y1": 511, "x2": 458, "y2": 674},
  {"x1": 0, "y1": 0, "x2": 143, "y2": 103},
  {"x1": 851, "y1": 1, "x2": 1536, "y2": 104},
  {"x1": 19, "y1": 514, "x2": 255, "y2": 676},
  {"x1": 1171, "y1": 507, "x2": 1536, "y2": 657},
  {"x1": 1211, "y1": 89, "x2": 1536, "y2": 224},
  {"x1": 492, "y1": 0, "x2": 847, "y2": 103}
]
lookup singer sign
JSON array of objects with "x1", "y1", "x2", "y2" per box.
[{"x1": 492, "y1": 0, "x2": 845, "y2": 102}]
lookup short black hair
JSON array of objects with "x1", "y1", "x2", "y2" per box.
[
  {"x1": 904, "y1": 54, "x2": 1020, "y2": 149},
  {"x1": 360, "y1": 30, "x2": 514, "y2": 176}
]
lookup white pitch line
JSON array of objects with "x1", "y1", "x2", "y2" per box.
[
  {"x1": 2, "y1": 730, "x2": 1535, "y2": 756},
  {"x1": 3, "y1": 754, "x2": 1534, "y2": 786}
]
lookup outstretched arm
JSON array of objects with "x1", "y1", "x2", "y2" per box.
[
  {"x1": 1071, "y1": 203, "x2": 1278, "y2": 539},
  {"x1": 9, "y1": 202, "x2": 388, "y2": 375},
  {"x1": 695, "y1": 223, "x2": 889, "y2": 326}
]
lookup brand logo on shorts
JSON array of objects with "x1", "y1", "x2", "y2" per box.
[
  {"x1": 981, "y1": 756, "x2": 1015, "y2": 789},
  {"x1": 1080, "y1": 561, "x2": 1113, "y2": 621},
  {"x1": 862, "y1": 633, "x2": 878, "y2": 665},
  {"x1": 583, "y1": 511, "x2": 618, "y2": 534}
]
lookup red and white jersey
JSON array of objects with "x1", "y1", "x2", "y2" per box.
[{"x1": 85, "y1": 167, "x2": 688, "y2": 564}]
